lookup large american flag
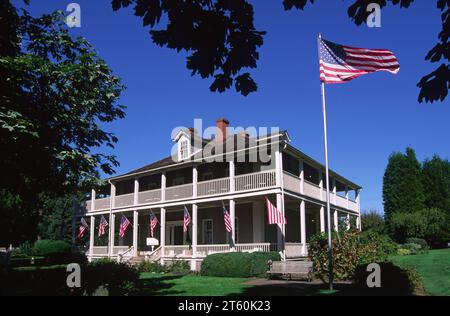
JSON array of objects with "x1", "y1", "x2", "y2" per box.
[
  {"x1": 221, "y1": 201, "x2": 232, "y2": 233},
  {"x1": 119, "y1": 215, "x2": 131, "y2": 238},
  {"x1": 265, "y1": 197, "x2": 287, "y2": 225},
  {"x1": 149, "y1": 211, "x2": 159, "y2": 238},
  {"x1": 318, "y1": 37, "x2": 400, "y2": 84},
  {"x1": 183, "y1": 206, "x2": 191, "y2": 233},
  {"x1": 98, "y1": 215, "x2": 108, "y2": 237},
  {"x1": 78, "y1": 217, "x2": 88, "y2": 239}
]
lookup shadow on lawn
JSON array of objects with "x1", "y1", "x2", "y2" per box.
[
  {"x1": 137, "y1": 274, "x2": 186, "y2": 296},
  {"x1": 228, "y1": 280, "x2": 418, "y2": 296}
]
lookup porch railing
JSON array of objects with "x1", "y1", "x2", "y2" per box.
[
  {"x1": 303, "y1": 180, "x2": 321, "y2": 200},
  {"x1": 115, "y1": 193, "x2": 134, "y2": 208},
  {"x1": 138, "y1": 189, "x2": 162, "y2": 204},
  {"x1": 197, "y1": 177, "x2": 230, "y2": 197},
  {"x1": 91, "y1": 246, "x2": 108, "y2": 256},
  {"x1": 283, "y1": 172, "x2": 301, "y2": 194},
  {"x1": 234, "y1": 170, "x2": 276, "y2": 192},
  {"x1": 165, "y1": 183, "x2": 193, "y2": 201},
  {"x1": 163, "y1": 245, "x2": 191, "y2": 257},
  {"x1": 111, "y1": 246, "x2": 130, "y2": 256}
]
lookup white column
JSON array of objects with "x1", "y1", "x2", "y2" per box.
[
  {"x1": 275, "y1": 149, "x2": 282, "y2": 187},
  {"x1": 109, "y1": 213, "x2": 115, "y2": 256},
  {"x1": 229, "y1": 199, "x2": 236, "y2": 248},
  {"x1": 192, "y1": 204, "x2": 198, "y2": 257},
  {"x1": 192, "y1": 166, "x2": 198, "y2": 197},
  {"x1": 110, "y1": 182, "x2": 116, "y2": 209},
  {"x1": 134, "y1": 178, "x2": 139, "y2": 205},
  {"x1": 319, "y1": 170, "x2": 324, "y2": 201},
  {"x1": 345, "y1": 185, "x2": 349, "y2": 209},
  {"x1": 356, "y1": 189, "x2": 361, "y2": 231},
  {"x1": 133, "y1": 210, "x2": 138, "y2": 256},
  {"x1": 333, "y1": 209, "x2": 339, "y2": 232},
  {"x1": 332, "y1": 178, "x2": 337, "y2": 205},
  {"x1": 299, "y1": 160, "x2": 304, "y2": 194},
  {"x1": 320, "y1": 206, "x2": 325, "y2": 233},
  {"x1": 346, "y1": 213, "x2": 351, "y2": 231},
  {"x1": 276, "y1": 193, "x2": 284, "y2": 256},
  {"x1": 229, "y1": 161, "x2": 235, "y2": 193},
  {"x1": 300, "y1": 200, "x2": 306, "y2": 255},
  {"x1": 160, "y1": 208, "x2": 166, "y2": 262},
  {"x1": 89, "y1": 216, "x2": 95, "y2": 256},
  {"x1": 161, "y1": 173, "x2": 166, "y2": 201},
  {"x1": 91, "y1": 189, "x2": 96, "y2": 211}
]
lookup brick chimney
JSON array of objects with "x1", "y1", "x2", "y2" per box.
[{"x1": 215, "y1": 118, "x2": 229, "y2": 143}]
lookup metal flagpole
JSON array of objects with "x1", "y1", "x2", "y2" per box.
[{"x1": 319, "y1": 33, "x2": 334, "y2": 291}]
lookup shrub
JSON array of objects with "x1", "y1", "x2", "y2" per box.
[
  {"x1": 166, "y1": 260, "x2": 191, "y2": 274},
  {"x1": 83, "y1": 259, "x2": 140, "y2": 296},
  {"x1": 201, "y1": 252, "x2": 280, "y2": 278},
  {"x1": 10, "y1": 241, "x2": 33, "y2": 258},
  {"x1": 398, "y1": 243, "x2": 427, "y2": 255},
  {"x1": 361, "y1": 210, "x2": 385, "y2": 234},
  {"x1": 33, "y1": 240, "x2": 71, "y2": 256},
  {"x1": 354, "y1": 262, "x2": 421, "y2": 295},
  {"x1": 309, "y1": 230, "x2": 397, "y2": 282},
  {"x1": 360, "y1": 231, "x2": 398, "y2": 260},
  {"x1": 45, "y1": 252, "x2": 87, "y2": 265},
  {"x1": 138, "y1": 261, "x2": 167, "y2": 274},
  {"x1": 405, "y1": 238, "x2": 429, "y2": 250}
]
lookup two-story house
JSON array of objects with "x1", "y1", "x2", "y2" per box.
[{"x1": 75, "y1": 118, "x2": 361, "y2": 270}]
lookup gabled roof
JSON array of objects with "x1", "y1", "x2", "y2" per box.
[{"x1": 110, "y1": 131, "x2": 287, "y2": 180}]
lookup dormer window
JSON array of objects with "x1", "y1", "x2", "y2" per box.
[{"x1": 179, "y1": 139, "x2": 189, "y2": 160}]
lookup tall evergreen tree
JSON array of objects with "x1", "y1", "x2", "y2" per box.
[
  {"x1": 422, "y1": 155, "x2": 450, "y2": 212},
  {"x1": 383, "y1": 148, "x2": 425, "y2": 229}
]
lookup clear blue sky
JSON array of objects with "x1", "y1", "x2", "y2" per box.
[{"x1": 17, "y1": 0, "x2": 450, "y2": 212}]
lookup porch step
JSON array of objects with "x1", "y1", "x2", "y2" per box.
[{"x1": 127, "y1": 256, "x2": 145, "y2": 265}]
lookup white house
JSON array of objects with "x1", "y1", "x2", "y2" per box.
[{"x1": 75, "y1": 118, "x2": 361, "y2": 270}]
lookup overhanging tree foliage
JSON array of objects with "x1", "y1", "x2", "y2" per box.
[
  {"x1": 0, "y1": 1, "x2": 126, "y2": 245},
  {"x1": 109, "y1": 0, "x2": 449, "y2": 101}
]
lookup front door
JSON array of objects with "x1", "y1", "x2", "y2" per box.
[{"x1": 165, "y1": 221, "x2": 188, "y2": 245}]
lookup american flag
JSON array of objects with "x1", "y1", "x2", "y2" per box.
[
  {"x1": 78, "y1": 217, "x2": 88, "y2": 238},
  {"x1": 183, "y1": 206, "x2": 191, "y2": 233},
  {"x1": 265, "y1": 197, "x2": 287, "y2": 225},
  {"x1": 149, "y1": 211, "x2": 159, "y2": 238},
  {"x1": 119, "y1": 215, "x2": 131, "y2": 238},
  {"x1": 222, "y1": 201, "x2": 232, "y2": 233},
  {"x1": 98, "y1": 215, "x2": 108, "y2": 237},
  {"x1": 318, "y1": 37, "x2": 400, "y2": 84}
]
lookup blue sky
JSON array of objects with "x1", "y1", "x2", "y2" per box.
[{"x1": 17, "y1": 1, "x2": 449, "y2": 212}]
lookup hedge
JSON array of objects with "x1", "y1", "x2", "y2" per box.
[
  {"x1": 200, "y1": 252, "x2": 280, "y2": 278},
  {"x1": 33, "y1": 240, "x2": 71, "y2": 256}
]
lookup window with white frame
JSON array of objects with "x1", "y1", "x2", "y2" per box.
[
  {"x1": 202, "y1": 219, "x2": 213, "y2": 244},
  {"x1": 179, "y1": 140, "x2": 189, "y2": 160}
]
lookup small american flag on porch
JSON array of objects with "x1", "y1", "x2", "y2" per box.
[
  {"x1": 98, "y1": 215, "x2": 108, "y2": 237},
  {"x1": 222, "y1": 201, "x2": 232, "y2": 233},
  {"x1": 183, "y1": 206, "x2": 191, "y2": 233},
  {"x1": 149, "y1": 211, "x2": 158, "y2": 238},
  {"x1": 78, "y1": 217, "x2": 88, "y2": 238},
  {"x1": 119, "y1": 215, "x2": 131, "y2": 238},
  {"x1": 265, "y1": 197, "x2": 287, "y2": 225}
]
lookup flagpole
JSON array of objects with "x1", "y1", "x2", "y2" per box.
[{"x1": 319, "y1": 33, "x2": 334, "y2": 291}]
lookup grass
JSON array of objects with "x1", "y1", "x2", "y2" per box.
[
  {"x1": 391, "y1": 249, "x2": 450, "y2": 296},
  {"x1": 139, "y1": 273, "x2": 252, "y2": 296}
]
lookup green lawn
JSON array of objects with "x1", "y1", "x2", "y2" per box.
[
  {"x1": 139, "y1": 273, "x2": 252, "y2": 296},
  {"x1": 391, "y1": 249, "x2": 450, "y2": 296}
]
